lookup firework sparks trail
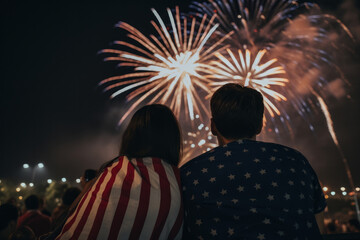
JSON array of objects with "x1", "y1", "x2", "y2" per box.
[
  {"x1": 208, "y1": 48, "x2": 288, "y2": 122},
  {"x1": 100, "y1": 6, "x2": 232, "y2": 124},
  {"x1": 180, "y1": 114, "x2": 217, "y2": 166}
]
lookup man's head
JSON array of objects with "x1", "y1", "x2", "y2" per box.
[
  {"x1": 24, "y1": 195, "x2": 39, "y2": 211},
  {"x1": 210, "y1": 83, "x2": 264, "y2": 141}
]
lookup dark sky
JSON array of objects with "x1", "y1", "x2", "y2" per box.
[{"x1": 1, "y1": 0, "x2": 359, "y2": 188}]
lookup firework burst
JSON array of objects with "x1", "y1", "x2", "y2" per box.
[
  {"x1": 209, "y1": 48, "x2": 288, "y2": 119},
  {"x1": 100, "y1": 6, "x2": 232, "y2": 124}
]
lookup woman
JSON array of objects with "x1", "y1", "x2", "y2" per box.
[{"x1": 56, "y1": 104, "x2": 183, "y2": 240}]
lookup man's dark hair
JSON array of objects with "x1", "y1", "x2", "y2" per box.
[
  {"x1": 62, "y1": 187, "x2": 81, "y2": 206},
  {"x1": 0, "y1": 203, "x2": 18, "y2": 230},
  {"x1": 24, "y1": 195, "x2": 39, "y2": 210},
  {"x1": 211, "y1": 83, "x2": 264, "y2": 139},
  {"x1": 120, "y1": 104, "x2": 182, "y2": 166}
]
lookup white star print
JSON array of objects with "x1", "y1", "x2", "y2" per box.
[
  {"x1": 290, "y1": 168, "x2": 296, "y2": 173},
  {"x1": 294, "y1": 223, "x2": 299, "y2": 229},
  {"x1": 302, "y1": 169, "x2": 307, "y2": 174},
  {"x1": 216, "y1": 201, "x2": 222, "y2": 207},
  {"x1": 276, "y1": 169, "x2": 282, "y2": 174},
  {"x1": 186, "y1": 171, "x2": 191, "y2": 176},
  {"x1": 210, "y1": 229, "x2": 217, "y2": 236},
  {"x1": 254, "y1": 183, "x2": 261, "y2": 190},
  {"x1": 237, "y1": 186, "x2": 244, "y2": 192},
  {"x1": 297, "y1": 209, "x2": 303, "y2": 215},
  {"x1": 288, "y1": 180, "x2": 294, "y2": 185},
  {"x1": 225, "y1": 151, "x2": 231, "y2": 156},
  {"x1": 220, "y1": 189, "x2": 227, "y2": 195},
  {"x1": 237, "y1": 139, "x2": 243, "y2": 144},
  {"x1": 249, "y1": 198, "x2": 257, "y2": 202},
  {"x1": 259, "y1": 169, "x2": 266, "y2": 175},
  {"x1": 299, "y1": 193, "x2": 305, "y2": 199},
  {"x1": 228, "y1": 174, "x2": 235, "y2": 180},
  {"x1": 270, "y1": 156, "x2": 276, "y2": 161},
  {"x1": 197, "y1": 236, "x2": 203, "y2": 240},
  {"x1": 195, "y1": 219, "x2": 202, "y2": 226},
  {"x1": 283, "y1": 208, "x2": 289, "y2": 212},
  {"x1": 301, "y1": 181, "x2": 305, "y2": 186},
  {"x1": 231, "y1": 199, "x2": 239, "y2": 204},
  {"x1": 243, "y1": 149, "x2": 248, "y2": 152},
  {"x1": 209, "y1": 156, "x2": 215, "y2": 162},
  {"x1": 236, "y1": 161, "x2": 242, "y2": 165},
  {"x1": 278, "y1": 231, "x2": 284, "y2": 236},
  {"x1": 213, "y1": 218, "x2": 220, "y2": 222},
  {"x1": 201, "y1": 168, "x2": 208, "y2": 173},
  {"x1": 307, "y1": 222, "x2": 313, "y2": 228},
  {"x1": 257, "y1": 233, "x2": 265, "y2": 240},
  {"x1": 253, "y1": 158, "x2": 261, "y2": 163},
  {"x1": 271, "y1": 182, "x2": 278, "y2": 187},
  {"x1": 202, "y1": 191, "x2": 209, "y2": 198},
  {"x1": 209, "y1": 177, "x2": 216, "y2": 183},
  {"x1": 193, "y1": 179, "x2": 199, "y2": 186},
  {"x1": 244, "y1": 172, "x2": 251, "y2": 179},
  {"x1": 228, "y1": 228, "x2": 234, "y2": 236},
  {"x1": 233, "y1": 215, "x2": 240, "y2": 220},
  {"x1": 261, "y1": 147, "x2": 266, "y2": 152},
  {"x1": 218, "y1": 164, "x2": 224, "y2": 169},
  {"x1": 263, "y1": 218, "x2": 271, "y2": 224},
  {"x1": 250, "y1": 208, "x2": 257, "y2": 213},
  {"x1": 284, "y1": 193, "x2": 290, "y2": 200},
  {"x1": 267, "y1": 195, "x2": 275, "y2": 201}
]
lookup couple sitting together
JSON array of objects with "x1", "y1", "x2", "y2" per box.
[{"x1": 56, "y1": 84, "x2": 326, "y2": 239}]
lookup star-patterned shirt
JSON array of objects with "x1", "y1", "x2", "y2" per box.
[{"x1": 181, "y1": 139, "x2": 326, "y2": 239}]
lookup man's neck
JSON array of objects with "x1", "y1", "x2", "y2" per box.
[{"x1": 217, "y1": 135, "x2": 256, "y2": 146}]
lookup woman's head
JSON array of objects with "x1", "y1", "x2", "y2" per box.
[{"x1": 120, "y1": 104, "x2": 182, "y2": 165}]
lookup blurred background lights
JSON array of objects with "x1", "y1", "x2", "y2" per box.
[
  {"x1": 322, "y1": 187, "x2": 328, "y2": 192},
  {"x1": 356, "y1": 187, "x2": 360, "y2": 192},
  {"x1": 61, "y1": 178, "x2": 67, "y2": 182},
  {"x1": 20, "y1": 183, "x2": 26, "y2": 188},
  {"x1": 16, "y1": 187, "x2": 21, "y2": 192},
  {"x1": 29, "y1": 183, "x2": 34, "y2": 187},
  {"x1": 330, "y1": 191, "x2": 336, "y2": 196},
  {"x1": 23, "y1": 164, "x2": 29, "y2": 169},
  {"x1": 47, "y1": 179, "x2": 52, "y2": 184},
  {"x1": 342, "y1": 191, "x2": 347, "y2": 196},
  {"x1": 76, "y1": 178, "x2": 81, "y2": 183},
  {"x1": 38, "y1": 163, "x2": 44, "y2": 168},
  {"x1": 340, "y1": 187, "x2": 346, "y2": 191}
]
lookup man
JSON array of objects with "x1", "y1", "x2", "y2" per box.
[
  {"x1": 17, "y1": 195, "x2": 51, "y2": 238},
  {"x1": 181, "y1": 84, "x2": 326, "y2": 239}
]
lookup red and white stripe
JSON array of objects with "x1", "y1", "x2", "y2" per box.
[{"x1": 56, "y1": 156, "x2": 183, "y2": 240}]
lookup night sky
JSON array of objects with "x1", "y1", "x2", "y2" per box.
[{"x1": 1, "y1": 0, "x2": 359, "y2": 188}]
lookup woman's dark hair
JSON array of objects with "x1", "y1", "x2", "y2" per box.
[
  {"x1": 211, "y1": 83, "x2": 264, "y2": 139},
  {"x1": 120, "y1": 104, "x2": 182, "y2": 165}
]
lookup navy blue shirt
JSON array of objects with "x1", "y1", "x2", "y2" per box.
[{"x1": 181, "y1": 139, "x2": 326, "y2": 239}]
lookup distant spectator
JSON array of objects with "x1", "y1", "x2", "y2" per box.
[
  {"x1": 51, "y1": 187, "x2": 81, "y2": 230},
  {"x1": 347, "y1": 218, "x2": 360, "y2": 233},
  {"x1": 0, "y1": 203, "x2": 19, "y2": 240},
  {"x1": 80, "y1": 169, "x2": 97, "y2": 189},
  {"x1": 17, "y1": 195, "x2": 51, "y2": 238},
  {"x1": 38, "y1": 198, "x2": 51, "y2": 217},
  {"x1": 9, "y1": 226, "x2": 36, "y2": 240}
]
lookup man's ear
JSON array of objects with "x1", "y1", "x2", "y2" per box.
[{"x1": 211, "y1": 118, "x2": 218, "y2": 136}]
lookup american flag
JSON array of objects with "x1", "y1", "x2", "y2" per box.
[{"x1": 56, "y1": 156, "x2": 183, "y2": 240}]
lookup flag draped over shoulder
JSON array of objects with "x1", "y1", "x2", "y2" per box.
[{"x1": 56, "y1": 156, "x2": 183, "y2": 240}]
